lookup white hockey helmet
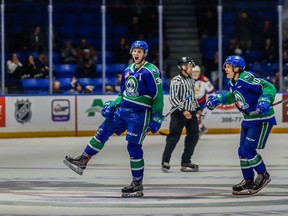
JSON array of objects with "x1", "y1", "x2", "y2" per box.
[{"x1": 192, "y1": 65, "x2": 201, "y2": 80}]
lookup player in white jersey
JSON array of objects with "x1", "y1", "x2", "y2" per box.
[{"x1": 191, "y1": 65, "x2": 215, "y2": 136}]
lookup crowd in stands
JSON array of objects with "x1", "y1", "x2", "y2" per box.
[
  {"x1": 5, "y1": 0, "x2": 167, "y2": 94},
  {"x1": 196, "y1": 0, "x2": 288, "y2": 91},
  {"x1": 5, "y1": 0, "x2": 288, "y2": 94}
]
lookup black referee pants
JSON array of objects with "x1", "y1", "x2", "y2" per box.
[{"x1": 162, "y1": 110, "x2": 199, "y2": 165}]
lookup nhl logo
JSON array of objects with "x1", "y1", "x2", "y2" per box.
[{"x1": 14, "y1": 99, "x2": 32, "y2": 124}]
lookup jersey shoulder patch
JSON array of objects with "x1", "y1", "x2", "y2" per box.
[{"x1": 200, "y1": 75, "x2": 209, "y2": 82}]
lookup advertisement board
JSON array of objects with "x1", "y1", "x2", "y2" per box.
[{"x1": 0, "y1": 93, "x2": 287, "y2": 138}]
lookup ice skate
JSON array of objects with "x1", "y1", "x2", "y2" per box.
[
  {"x1": 232, "y1": 178, "x2": 255, "y2": 195},
  {"x1": 180, "y1": 163, "x2": 199, "y2": 172},
  {"x1": 161, "y1": 162, "x2": 170, "y2": 173},
  {"x1": 199, "y1": 125, "x2": 208, "y2": 136},
  {"x1": 121, "y1": 180, "x2": 144, "y2": 198},
  {"x1": 248, "y1": 171, "x2": 271, "y2": 195},
  {"x1": 63, "y1": 155, "x2": 90, "y2": 175}
]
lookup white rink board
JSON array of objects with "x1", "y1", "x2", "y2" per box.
[
  {"x1": 76, "y1": 95, "x2": 172, "y2": 131},
  {"x1": 2, "y1": 95, "x2": 76, "y2": 132},
  {"x1": 0, "y1": 93, "x2": 287, "y2": 135},
  {"x1": 203, "y1": 94, "x2": 287, "y2": 128}
]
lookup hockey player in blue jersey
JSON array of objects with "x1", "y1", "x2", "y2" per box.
[
  {"x1": 63, "y1": 40, "x2": 164, "y2": 198},
  {"x1": 206, "y1": 55, "x2": 276, "y2": 195}
]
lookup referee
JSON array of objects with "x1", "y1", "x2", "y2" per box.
[{"x1": 161, "y1": 56, "x2": 202, "y2": 172}]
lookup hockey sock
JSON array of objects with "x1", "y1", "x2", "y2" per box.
[
  {"x1": 248, "y1": 154, "x2": 266, "y2": 174},
  {"x1": 84, "y1": 136, "x2": 104, "y2": 157},
  {"x1": 130, "y1": 158, "x2": 144, "y2": 182},
  {"x1": 240, "y1": 158, "x2": 254, "y2": 179},
  {"x1": 127, "y1": 142, "x2": 144, "y2": 182}
]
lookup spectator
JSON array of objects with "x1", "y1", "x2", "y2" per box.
[
  {"x1": 260, "y1": 37, "x2": 277, "y2": 63},
  {"x1": 89, "y1": 47, "x2": 98, "y2": 65},
  {"x1": 76, "y1": 49, "x2": 97, "y2": 78},
  {"x1": 261, "y1": 20, "x2": 274, "y2": 42},
  {"x1": 76, "y1": 38, "x2": 91, "y2": 59},
  {"x1": 224, "y1": 37, "x2": 242, "y2": 57},
  {"x1": 235, "y1": 11, "x2": 255, "y2": 51},
  {"x1": 105, "y1": 85, "x2": 114, "y2": 94},
  {"x1": 6, "y1": 53, "x2": 24, "y2": 80},
  {"x1": 84, "y1": 85, "x2": 95, "y2": 94},
  {"x1": 68, "y1": 77, "x2": 83, "y2": 94},
  {"x1": 61, "y1": 40, "x2": 78, "y2": 64},
  {"x1": 113, "y1": 73, "x2": 122, "y2": 92},
  {"x1": 29, "y1": 25, "x2": 46, "y2": 53},
  {"x1": 115, "y1": 37, "x2": 130, "y2": 64},
  {"x1": 23, "y1": 55, "x2": 39, "y2": 79},
  {"x1": 206, "y1": 51, "x2": 219, "y2": 83},
  {"x1": 35, "y1": 53, "x2": 55, "y2": 78},
  {"x1": 128, "y1": 15, "x2": 144, "y2": 40},
  {"x1": 52, "y1": 80, "x2": 63, "y2": 94}
]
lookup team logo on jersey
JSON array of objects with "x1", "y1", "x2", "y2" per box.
[
  {"x1": 234, "y1": 92, "x2": 250, "y2": 110},
  {"x1": 14, "y1": 99, "x2": 32, "y2": 124},
  {"x1": 244, "y1": 74, "x2": 251, "y2": 80},
  {"x1": 126, "y1": 76, "x2": 139, "y2": 96},
  {"x1": 152, "y1": 68, "x2": 158, "y2": 74}
]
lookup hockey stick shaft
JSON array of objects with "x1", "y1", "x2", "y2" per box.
[
  {"x1": 248, "y1": 97, "x2": 288, "y2": 115},
  {"x1": 163, "y1": 94, "x2": 192, "y2": 119}
]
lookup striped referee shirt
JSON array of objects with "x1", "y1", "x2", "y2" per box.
[{"x1": 169, "y1": 74, "x2": 200, "y2": 112}]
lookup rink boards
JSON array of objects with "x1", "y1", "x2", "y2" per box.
[{"x1": 0, "y1": 93, "x2": 287, "y2": 138}]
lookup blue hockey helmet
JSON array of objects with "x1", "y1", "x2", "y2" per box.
[
  {"x1": 130, "y1": 40, "x2": 148, "y2": 56},
  {"x1": 223, "y1": 55, "x2": 246, "y2": 71}
]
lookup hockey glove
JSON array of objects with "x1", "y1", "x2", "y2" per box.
[
  {"x1": 101, "y1": 101, "x2": 116, "y2": 119},
  {"x1": 148, "y1": 113, "x2": 164, "y2": 134},
  {"x1": 206, "y1": 94, "x2": 224, "y2": 110},
  {"x1": 256, "y1": 95, "x2": 271, "y2": 115}
]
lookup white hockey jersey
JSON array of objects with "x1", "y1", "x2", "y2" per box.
[{"x1": 194, "y1": 75, "x2": 215, "y2": 105}]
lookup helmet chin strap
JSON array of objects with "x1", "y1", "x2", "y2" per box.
[{"x1": 232, "y1": 67, "x2": 240, "y2": 80}]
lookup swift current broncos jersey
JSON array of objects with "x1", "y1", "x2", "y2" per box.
[
  {"x1": 118, "y1": 61, "x2": 164, "y2": 115},
  {"x1": 223, "y1": 71, "x2": 277, "y2": 126}
]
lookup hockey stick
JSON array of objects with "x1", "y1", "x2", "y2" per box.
[
  {"x1": 163, "y1": 94, "x2": 192, "y2": 119},
  {"x1": 236, "y1": 97, "x2": 288, "y2": 116},
  {"x1": 158, "y1": 94, "x2": 193, "y2": 135}
]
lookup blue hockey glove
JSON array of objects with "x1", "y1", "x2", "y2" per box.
[
  {"x1": 256, "y1": 95, "x2": 271, "y2": 115},
  {"x1": 148, "y1": 113, "x2": 164, "y2": 134},
  {"x1": 206, "y1": 94, "x2": 224, "y2": 110},
  {"x1": 101, "y1": 101, "x2": 116, "y2": 119}
]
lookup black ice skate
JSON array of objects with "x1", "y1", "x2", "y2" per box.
[
  {"x1": 180, "y1": 163, "x2": 199, "y2": 172},
  {"x1": 199, "y1": 125, "x2": 208, "y2": 136},
  {"x1": 63, "y1": 155, "x2": 90, "y2": 175},
  {"x1": 248, "y1": 171, "x2": 271, "y2": 195},
  {"x1": 121, "y1": 180, "x2": 144, "y2": 198},
  {"x1": 232, "y1": 178, "x2": 255, "y2": 195},
  {"x1": 161, "y1": 162, "x2": 170, "y2": 173}
]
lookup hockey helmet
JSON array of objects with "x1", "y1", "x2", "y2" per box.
[
  {"x1": 223, "y1": 55, "x2": 246, "y2": 71},
  {"x1": 177, "y1": 56, "x2": 195, "y2": 70},
  {"x1": 130, "y1": 40, "x2": 148, "y2": 56},
  {"x1": 192, "y1": 65, "x2": 201, "y2": 79}
]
